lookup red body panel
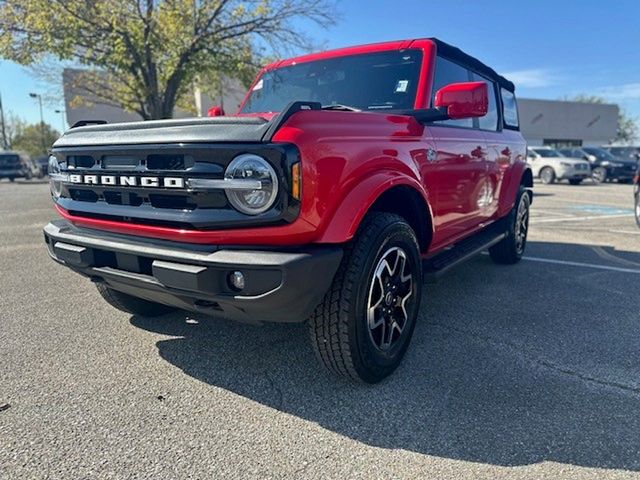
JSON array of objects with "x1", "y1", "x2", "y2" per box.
[{"x1": 59, "y1": 38, "x2": 528, "y2": 255}]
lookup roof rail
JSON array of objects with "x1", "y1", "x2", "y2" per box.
[{"x1": 71, "y1": 120, "x2": 108, "y2": 128}]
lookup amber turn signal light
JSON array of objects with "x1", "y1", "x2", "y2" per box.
[{"x1": 291, "y1": 162, "x2": 301, "y2": 200}]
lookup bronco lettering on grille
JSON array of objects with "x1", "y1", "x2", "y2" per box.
[{"x1": 67, "y1": 174, "x2": 184, "y2": 188}]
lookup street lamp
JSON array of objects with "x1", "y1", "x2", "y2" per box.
[
  {"x1": 29, "y1": 92, "x2": 47, "y2": 155},
  {"x1": 54, "y1": 109, "x2": 66, "y2": 132}
]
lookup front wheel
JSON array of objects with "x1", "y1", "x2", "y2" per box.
[
  {"x1": 308, "y1": 212, "x2": 422, "y2": 383},
  {"x1": 592, "y1": 167, "x2": 607, "y2": 184},
  {"x1": 540, "y1": 167, "x2": 555, "y2": 185},
  {"x1": 489, "y1": 186, "x2": 531, "y2": 265}
]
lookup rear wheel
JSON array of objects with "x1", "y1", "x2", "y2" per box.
[
  {"x1": 308, "y1": 212, "x2": 422, "y2": 383},
  {"x1": 592, "y1": 167, "x2": 607, "y2": 184},
  {"x1": 540, "y1": 167, "x2": 555, "y2": 185},
  {"x1": 489, "y1": 186, "x2": 530, "y2": 265},
  {"x1": 568, "y1": 179, "x2": 583, "y2": 185},
  {"x1": 96, "y1": 283, "x2": 175, "y2": 317}
]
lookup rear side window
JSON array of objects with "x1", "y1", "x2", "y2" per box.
[
  {"x1": 501, "y1": 88, "x2": 519, "y2": 129},
  {"x1": 471, "y1": 72, "x2": 498, "y2": 131},
  {"x1": 431, "y1": 56, "x2": 473, "y2": 128}
]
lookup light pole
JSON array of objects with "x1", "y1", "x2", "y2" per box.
[
  {"x1": 29, "y1": 92, "x2": 47, "y2": 155},
  {"x1": 54, "y1": 109, "x2": 66, "y2": 132}
]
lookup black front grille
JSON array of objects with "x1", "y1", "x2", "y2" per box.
[
  {"x1": 52, "y1": 142, "x2": 301, "y2": 230},
  {"x1": 68, "y1": 155, "x2": 95, "y2": 168},
  {"x1": 148, "y1": 154, "x2": 193, "y2": 170},
  {"x1": 69, "y1": 189, "x2": 99, "y2": 203},
  {"x1": 103, "y1": 191, "x2": 144, "y2": 207}
]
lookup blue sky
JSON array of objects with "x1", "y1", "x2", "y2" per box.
[{"x1": 1, "y1": 0, "x2": 638, "y2": 129}]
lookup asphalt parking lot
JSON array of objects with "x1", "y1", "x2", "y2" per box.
[{"x1": 1, "y1": 179, "x2": 639, "y2": 479}]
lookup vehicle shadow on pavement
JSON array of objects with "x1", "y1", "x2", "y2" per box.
[{"x1": 130, "y1": 241, "x2": 640, "y2": 471}]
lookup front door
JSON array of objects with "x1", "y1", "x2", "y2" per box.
[{"x1": 427, "y1": 125, "x2": 488, "y2": 249}]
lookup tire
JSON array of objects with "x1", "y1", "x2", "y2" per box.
[
  {"x1": 539, "y1": 167, "x2": 555, "y2": 185},
  {"x1": 568, "y1": 179, "x2": 583, "y2": 185},
  {"x1": 96, "y1": 283, "x2": 175, "y2": 317},
  {"x1": 308, "y1": 212, "x2": 422, "y2": 383},
  {"x1": 489, "y1": 185, "x2": 531, "y2": 265},
  {"x1": 8, "y1": 177, "x2": 15, "y2": 182},
  {"x1": 592, "y1": 167, "x2": 607, "y2": 184}
]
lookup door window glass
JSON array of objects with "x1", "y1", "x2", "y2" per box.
[
  {"x1": 471, "y1": 72, "x2": 498, "y2": 131},
  {"x1": 431, "y1": 56, "x2": 473, "y2": 128}
]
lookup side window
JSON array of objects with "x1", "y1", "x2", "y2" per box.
[
  {"x1": 471, "y1": 72, "x2": 498, "y2": 131},
  {"x1": 501, "y1": 88, "x2": 519, "y2": 129},
  {"x1": 431, "y1": 56, "x2": 473, "y2": 128}
]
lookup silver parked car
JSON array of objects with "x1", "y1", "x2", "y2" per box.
[{"x1": 526, "y1": 147, "x2": 591, "y2": 185}]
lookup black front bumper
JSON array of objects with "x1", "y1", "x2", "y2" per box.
[
  {"x1": 44, "y1": 220, "x2": 342, "y2": 324},
  {"x1": 608, "y1": 165, "x2": 637, "y2": 180}
]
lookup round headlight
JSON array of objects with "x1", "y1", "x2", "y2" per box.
[
  {"x1": 224, "y1": 154, "x2": 279, "y2": 215},
  {"x1": 48, "y1": 155, "x2": 62, "y2": 198}
]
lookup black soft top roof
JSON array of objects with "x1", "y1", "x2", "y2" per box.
[{"x1": 429, "y1": 38, "x2": 515, "y2": 93}]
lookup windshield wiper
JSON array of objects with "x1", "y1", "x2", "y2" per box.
[{"x1": 320, "y1": 104, "x2": 361, "y2": 112}]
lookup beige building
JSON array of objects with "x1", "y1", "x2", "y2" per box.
[{"x1": 518, "y1": 98, "x2": 619, "y2": 147}]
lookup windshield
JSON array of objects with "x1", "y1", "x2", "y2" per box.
[
  {"x1": 583, "y1": 147, "x2": 615, "y2": 161},
  {"x1": 241, "y1": 50, "x2": 422, "y2": 114},
  {"x1": 608, "y1": 147, "x2": 639, "y2": 160},
  {"x1": 0, "y1": 154, "x2": 20, "y2": 166},
  {"x1": 532, "y1": 148, "x2": 563, "y2": 158}
]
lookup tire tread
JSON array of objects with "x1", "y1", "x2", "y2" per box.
[{"x1": 308, "y1": 212, "x2": 415, "y2": 382}]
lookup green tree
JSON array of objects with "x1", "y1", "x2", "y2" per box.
[
  {"x1": 0, "y1": 111, "x2": 26, "y2": 150},
  {"x1": 571, "y1": 95, "x2": 638, "y2": 144},
  {"x1": 11, "y1": 122, "x2": 60, "y2": 158},
  {"x1": 0, "y1": 0, "x2": 334, "y2": 120}
]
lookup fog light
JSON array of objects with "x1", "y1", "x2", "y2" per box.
[{"x1": 229, "y1": 271, "x2": 245, "y2": 291}]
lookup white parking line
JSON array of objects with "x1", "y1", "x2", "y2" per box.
[
  {"x1": 609, "y1": 229, "x2": 640, "y2": 235},
  {"x1": 530, "y1": 213, "x2": 634, "y2": 224},
  {"x1": 523, "y1": 255, "x2": 640, "y2": 274}
]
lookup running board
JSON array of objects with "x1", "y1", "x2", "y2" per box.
[{"x1": 423, "y1": 224, "x2": 507, "y2": 283}]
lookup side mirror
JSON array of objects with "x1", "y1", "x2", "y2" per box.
[
  {"x1": 207, "y1": 105, "x2": 225, "y2": 117},
  {"x1": 434, "y1": 81, "x2": 488, "y2": 119}
]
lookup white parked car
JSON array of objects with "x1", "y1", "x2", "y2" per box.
[{"x1": 526, "y1": 147, "x2": 591, "y2": 185}]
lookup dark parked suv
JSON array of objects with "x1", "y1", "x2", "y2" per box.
[
  {"x1": 559, "y1": 147, "x2": 637, "y2": 184},
  {"x1": 0, "y1": 151, "x2": 39, "y2": 181},
  {"x1": 604, "y1": 146, "x2": 640, "y2": 164}
]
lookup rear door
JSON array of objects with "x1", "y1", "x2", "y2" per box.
[{"x1": 426, "y1": 57, "x2": 489, "y2": 248}]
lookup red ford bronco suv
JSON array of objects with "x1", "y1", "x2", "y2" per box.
[{"x1": 44, "y1": 38, "x2": 531, "y2": 383}]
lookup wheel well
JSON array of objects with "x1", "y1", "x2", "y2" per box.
[
  {"x1": 521, "y1": 168, "x2": 534, "y2": 203},
  {"x1": 521, "y1": 168, "x2": 533, "y2": 188},
  {"x1": 369, "y1": 186, "x2": 432, "y2": 252}
]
